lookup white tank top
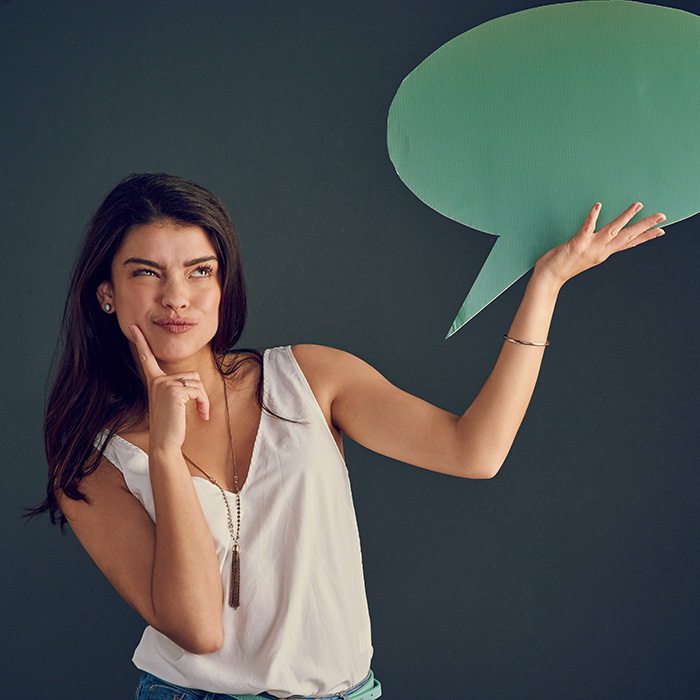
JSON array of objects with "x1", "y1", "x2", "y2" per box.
[{"x1": 99, "y1": 346, "x2": 373, "y2": 697}]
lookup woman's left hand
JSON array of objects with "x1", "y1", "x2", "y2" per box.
[{"x1": 534, "y1": 202, "x2": 666, "y2": 289}]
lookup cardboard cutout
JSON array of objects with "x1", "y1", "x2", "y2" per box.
[{"x1": 387, "y1": 1, "x2": 700, "y2": 337}]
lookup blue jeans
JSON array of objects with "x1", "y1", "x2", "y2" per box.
[
  {"x1": 134, "y1": 671, "x2": 379, "y2": 700},
  {"x1": 135, "y1": 673, "x2": 277, "y2": 700}
]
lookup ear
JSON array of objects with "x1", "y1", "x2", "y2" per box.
[{"x1": 96, "y1": 280, "x2": 114, "y2": 311}]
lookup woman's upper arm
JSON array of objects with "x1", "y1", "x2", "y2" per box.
[
  {"x1": 292, "y1": 344, "x2": 474, "y2": 477},
  {"x1": 58, "y1": 457, "x2": 158, "y2": 624}
]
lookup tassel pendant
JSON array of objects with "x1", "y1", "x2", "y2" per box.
[{"x1": 229, "y1": 543, "x2": 240, "y2": 609}]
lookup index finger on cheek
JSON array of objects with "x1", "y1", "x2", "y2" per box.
[{"x1": 129, "y1": 325, "x2": 164, "y2": 379}]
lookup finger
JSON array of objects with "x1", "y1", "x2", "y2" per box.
[
  {"x1": 579, "y1": 202, "x2": 602, "y2": 235},
  {"x1": 129, "y1": 324, "x2": 165, "y2": 381},
  {"x1": 195, "y1": 388, "x2": 210, "y2": 422},
  {"x1": 151, "y1": 373, "x2": 211, "y2": 421},
  {"x1": 607, "y1": 212, "x2": 666, "y2": 251},
  {"x1": 602, "y1": 202, "x2": 643, "y2": 237},
  {"x1": 624, "y1": 226, "x2": 665, "y2": 250},
  {"x1": 170, "y1": 373, "x2": 210, "y2": 421}
]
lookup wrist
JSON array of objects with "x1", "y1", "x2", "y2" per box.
[
  {"x1": 529, "y1": 263, "x2": 565, "y2": 297},
  {"x1": 149, "y1": 445, "x2": 186, "y2": 468}
]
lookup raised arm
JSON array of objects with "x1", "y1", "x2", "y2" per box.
[
  {"x1": 296, "y1": 202, "x2": 665, "y2": 479},
  {"x1": 459, "y1": 201, "x2": 665, "y2": 476},
  {"x1": 59, "y1": 325, "x2": 224, "y2": 654}
]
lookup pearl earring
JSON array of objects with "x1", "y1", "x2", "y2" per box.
[{"x1": 104, "y1": 303, "x2": 112, "y2": 312}]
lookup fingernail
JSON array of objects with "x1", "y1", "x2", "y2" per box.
[
  {"x1": 658, "y1": 214, "x2": 666, "y2": 222},
  {"x1": 635, "y1": 202, "x2": 643, "y2": 211},
  {"x1": 594, "y1": 202, "x2": 601, "y2": 211}
]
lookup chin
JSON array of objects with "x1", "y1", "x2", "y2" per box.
[{"x1": 149, "y1": 335, "x2": 216, "y2": 366}]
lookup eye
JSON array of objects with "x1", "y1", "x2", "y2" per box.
[
  {"x1": 132, "y1": 267, "x2": 159, "y2": 277},
  {"x1": 191, "y1": 264, "x2": 215, "y2": 278}
]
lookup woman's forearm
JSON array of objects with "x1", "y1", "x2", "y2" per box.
[
  {"x1": 454, "y1": 202, "x2": 666, "y2": 477},
  {"x1": 455, "y1": 268, "x2": 562, "y2": 477},
  {"x1": 149, "y1": 448, "x2": 225, "y2": 653},
  {"x1": 454, "y1": 201, "x2": 665, "y2": 478}
]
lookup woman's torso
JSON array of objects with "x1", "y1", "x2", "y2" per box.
[{"x1": 98, "y1": 346, "x2": 373, "y2": 697}]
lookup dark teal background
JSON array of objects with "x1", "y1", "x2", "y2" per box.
[{"x1": 2, "y1": 1, "x2": 699, "y2": 698}]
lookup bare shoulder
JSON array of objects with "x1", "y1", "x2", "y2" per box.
[
  {"x1": 290, "y1": 345, "x2": 379, "y2": 438},
  {"x1": 58, "y1": 453, "x2": 151, "y2": 546},
  {"x1": 290, "y1": 344, "x2": 375, "y2": 395},
  {"x1": 58, "y1": 454, "x2": 130, "y2": 518}
]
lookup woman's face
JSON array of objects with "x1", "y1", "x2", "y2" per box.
[{"x1": 97, "y1": 220, "x2": 222, "y2": 367}]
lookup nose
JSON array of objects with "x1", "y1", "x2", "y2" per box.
[{"x1": 160, "y1": 278, "x2": 189, "y2": 311}]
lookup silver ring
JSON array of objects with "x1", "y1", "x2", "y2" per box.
[{"x1": 178, "y1": 377, "x2": 187, "y2": 387}]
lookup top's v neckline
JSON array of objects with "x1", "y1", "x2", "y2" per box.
[{"x1": 112, "y1": 350, "x2": 268, "y2": 496}]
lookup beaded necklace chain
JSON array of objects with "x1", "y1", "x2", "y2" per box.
[{"x1": 182, "y1": 376, "x2": 242, "y2": 609}]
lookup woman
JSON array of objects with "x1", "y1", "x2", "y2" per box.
[{"x1": 35, "y1": 173, "x2": 665, "y2": 700}]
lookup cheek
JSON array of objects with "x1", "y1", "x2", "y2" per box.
[
  {"x1": 113, "y1": 287, "x2": 151, "y2": 316},
  {"x1": 111, "y1": 287, "x2": 154, "y2": 337},
  {"x1": 211, "y1": 292, "x2": 223, "y2": 327},
  {"x1": 205, "y1": 286, "x2": 222, "y2": 313},
  {"x1": 198, "y1": 287, "x2": 222, "y2": 332}
]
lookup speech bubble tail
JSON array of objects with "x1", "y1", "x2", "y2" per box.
[{"x1": 445, "y1": 236, "x2": 534, "y2": 339}]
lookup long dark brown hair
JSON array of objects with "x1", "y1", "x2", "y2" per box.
[{"x1": 31, "y1": 173, "x2": 256, "y2": 527}]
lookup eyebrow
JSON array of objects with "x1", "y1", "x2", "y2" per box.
[{"x1": 122, "y1": 255, "x2": 218, "y2": 269}]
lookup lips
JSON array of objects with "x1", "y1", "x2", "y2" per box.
[{"x1": 153, "y1": 318, "x2": 197, "y2": 334}]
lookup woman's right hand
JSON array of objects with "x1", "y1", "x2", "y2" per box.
[{"x1": 129, "y1": 324, "x2": 210, "y2": 451}]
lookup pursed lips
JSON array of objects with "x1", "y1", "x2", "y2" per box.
[{"x1": 153, "y1": 318, "x2": 197, "y2": 334}]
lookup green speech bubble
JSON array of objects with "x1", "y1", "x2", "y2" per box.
[{"x1": 388, "y1": 1, "x2": 700, "y2": 338}]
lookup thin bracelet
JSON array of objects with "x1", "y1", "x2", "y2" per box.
[{"x1": 503, "y1": 334, "x2": 550, "y2": 347}]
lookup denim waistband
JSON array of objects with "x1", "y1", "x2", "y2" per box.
[
  {"x1": 227, "y1": 670, "x2": 381, "y2": 700},
  {"x1": 137, "y1": 670, "x2": 381, "y2": 700}
]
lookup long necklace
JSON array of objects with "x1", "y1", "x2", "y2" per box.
[{"x1": 182, "y1": 376, "x2": 242, "y2": 609}]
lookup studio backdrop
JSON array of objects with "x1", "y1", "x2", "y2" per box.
[{"x1": 2, "y1": 1, "x2": 699, "y2": 698}]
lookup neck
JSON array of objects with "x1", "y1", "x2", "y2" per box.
[{"x1": 160, "y1": 349, "x2": 220, "y2": 383}]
